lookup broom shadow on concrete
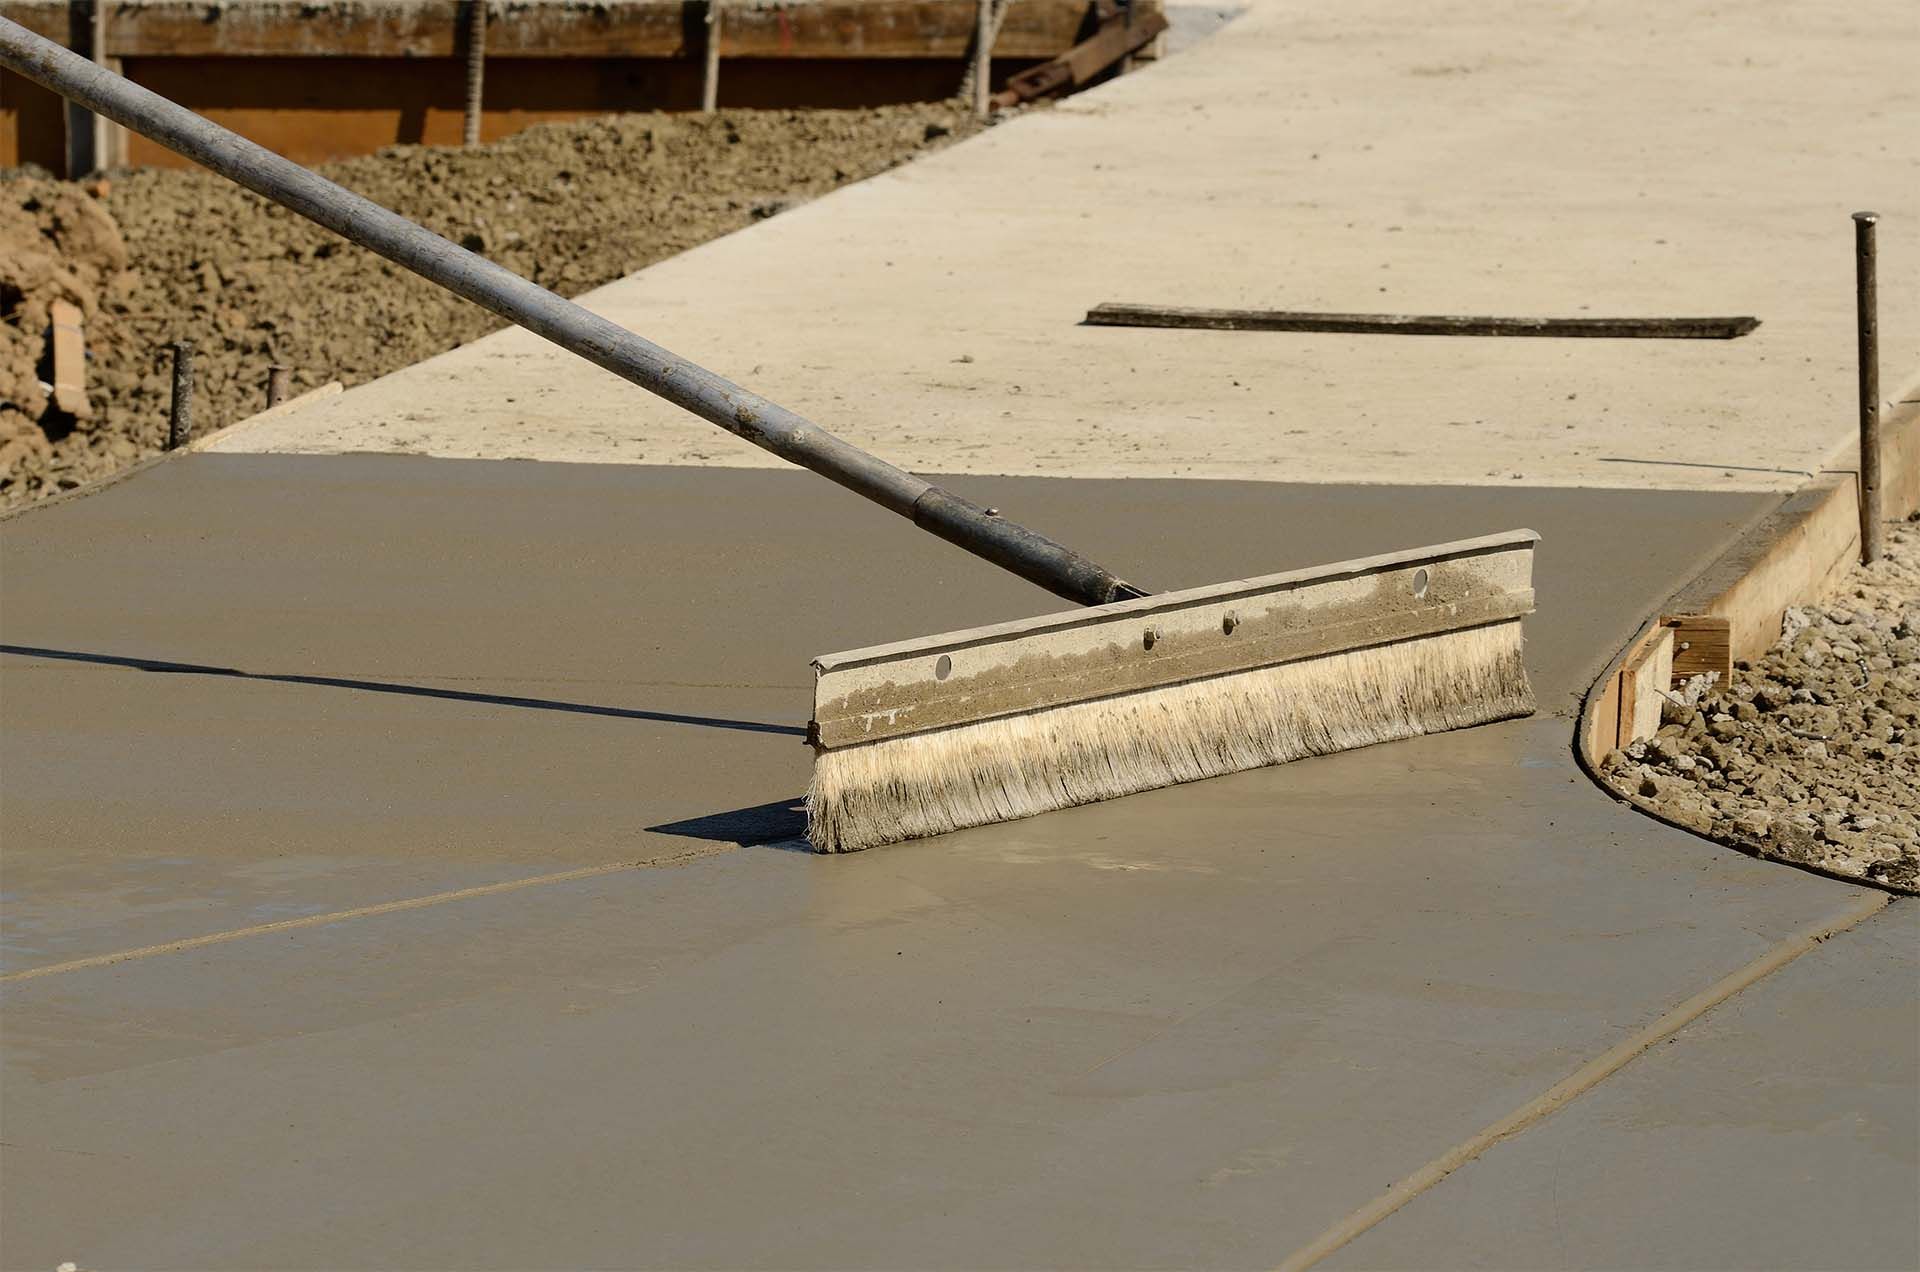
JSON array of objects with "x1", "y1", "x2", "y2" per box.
[
  {"x1": 648, "y1": 798, "x2": 811, "y2": 849},
  {"x1": 0, "y1": 644, "x2": 808, "y2": 738}
]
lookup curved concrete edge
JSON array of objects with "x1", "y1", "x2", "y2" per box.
[{"x1": 1573, "y1": 398, "x2": 1920, "y2": 889}]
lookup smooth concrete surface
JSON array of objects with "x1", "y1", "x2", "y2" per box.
[
  {"x1": 2, "y1": 454, "x2": 1909, "y2": 1268},
  {"x1": 0, "y1": 729, "x2": 1887, "y2": 1272},
  {"x1": 209, "y1": 0, "x2": 1920, "y2": 492},
  {"x1": 1328, "y1": 901, "x2": 1920, "y2": 1272},
  {"x1": 2, "y1": 454, "x2": 1769, "y2": 967}
]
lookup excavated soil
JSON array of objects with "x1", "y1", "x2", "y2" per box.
[
  {"x1": 1, "y1": 104, "x2": 975, "y2": 509},
  {"x1": 1601, "y1": 515, "x2": 1920, "y2": 891}
]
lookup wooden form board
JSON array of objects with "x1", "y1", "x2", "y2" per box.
[
  {"x1": 104, "y1": 53, "x2": 1040, "y2": 167},
  {"x1": 1590, "y1": 620, "x2": 1674, "y2": 754},
  {"x1": 3, "y1": 0, "x2": 1106, "y2": 60},
  {"x1": 1582, "y1": 402, "x2": 1920, "y2": 763},
  {"x1": 1617, "y1": 625, "x2": 1674, "y2": 747},
  {"x1": 6, "y1": 0, "x2": 1141, "y2": 170}
]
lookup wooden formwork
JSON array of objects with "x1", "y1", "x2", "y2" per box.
[
  {"x1": 1581, "y1": 401, "x2": 1920, "y2": 762},
  {"x1": 4, "y1": 0, "x2": 1151, "y2": 171}
]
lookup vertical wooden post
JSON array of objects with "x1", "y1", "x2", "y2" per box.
[
  {"x1": 702, "y1": 0, "x2": 722, "y2": 114},
  {"x1": 463, "y1": 0, "x2": 486, "y2": 147},
  {"x1": 1853, "y1": 211, "x2": 1882, "y2": 565},
  {"x1": 972, "y1": 0, "x2": 992, "y2": 117},
  {"x1": 87, "y1": 0, "x2": 119, "y2": 168},
  {"x1": 62, "y1": 0, "x2": 94, "y2": 176}
]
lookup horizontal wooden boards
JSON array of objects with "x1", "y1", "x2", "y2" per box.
[{"x1": 5, "y1": 0, "x2": 1100, "y2": 60}]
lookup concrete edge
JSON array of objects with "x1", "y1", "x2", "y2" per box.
[
  {"x1": 0, "y1": 382, "x2": 346, "y2": 524},
  {"x1": 1572, "y1": 399, "x2": 1920, "y2": 889},
  {"x1": 189, "y1": 380, "x2": 345, "y2": 452},
  {"x1": 0, "y1": 448, "x2": 174, "y2": 524}
]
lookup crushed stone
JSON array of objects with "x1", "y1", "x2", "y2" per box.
[
  {"x1": 1601, "y1": 515, "x2": 1920, "y2": 892},
  {"x1": 2, "y1": 104, "x2": 975, "y2": 509}
]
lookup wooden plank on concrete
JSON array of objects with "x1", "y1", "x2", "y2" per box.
[{"x1": 1083, "y1": 305, "x2": 1761, "y2": 339}]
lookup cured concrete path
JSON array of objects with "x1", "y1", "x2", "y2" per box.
[
  {"x1": 3, "y1": 456, "x2": 1914, "y2": 1268},
  {"x1": 209, "y1": 0, "x2": 1920, "y2": 491}
]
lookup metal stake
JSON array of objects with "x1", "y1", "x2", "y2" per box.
[
  {"x1": 1853, "y1": 211, "x2": 1881, "y2": 565},
  {"x1": 702, "y1": 1, "x2": 722, "y2": 114},
  {"x1": 266, "y1": 363, "x2": 291, "y2": 408},
  {"x1": 167, "y1": 339, "x2": 194, "y2": 450},
  {"x1": 463, "y1": 0, "x2": 486, "y2": 147}
]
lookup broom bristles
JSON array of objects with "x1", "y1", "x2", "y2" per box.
[{"x1": 806, "y1": 623, "x2": 1533, "y2": 853}]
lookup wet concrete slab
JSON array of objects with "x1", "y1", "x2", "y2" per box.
[
  {"x1": 0, "y1": 716, "x2": 1889, "y2": 1269},
  {"x1": 3, "y1": 455, "x2": 1764, "y2": 964},
  {"x1": 0, "y1": 454, "x2": 1899, "y2": 1267},
  {"x1": 1327, "y1": 902, "x2": 1919, "y2": 1272}
]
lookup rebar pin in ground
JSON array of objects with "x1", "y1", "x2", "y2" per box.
[
  {"x1": 1853, "y1": 210, "x2": 1882, "y2": 565},
  {"x1": 167, "y1": 339, "x2": 194, "y2": 450}
]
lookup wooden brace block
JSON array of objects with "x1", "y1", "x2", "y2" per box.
[
  {"x1": 49, "y1": 298, "x2": 89, "y2": 418},
  {"x1": 1616, "y1": 624, "x2": 1674, "y2": 749},
  {"x1": 1662, "y1": 614, "x2": 1731, "y2": 687},
  {"x1": 1589, "y1": 658, "x2": 1624, "y2": 759}
]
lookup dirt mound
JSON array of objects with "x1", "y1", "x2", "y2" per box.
[
  {"x1": 0, "y1": 178, "x2": 134, "y2": 476},
  {"x1": 2, "y1": 104, "x2": 972, "y2": 509}
]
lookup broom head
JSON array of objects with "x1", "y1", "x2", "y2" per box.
[{"x1": 807, "y1": 530, "x2": 1539, "y2": 853}]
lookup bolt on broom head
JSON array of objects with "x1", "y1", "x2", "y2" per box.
[{"x1": 806, "y1": 530, "x2": 1540, "y2": 853}]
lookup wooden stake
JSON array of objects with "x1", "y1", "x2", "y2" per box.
[
  {"x1": 971, "y1": 0, "x2": 992, "y2": 118},
  {"x1": 1661, "y1": 615, "x2": 1732, "y2": 687},
  {"x1": 87, "y1": 0, "x2": 121, "y2": 169},
  {"x1": 703, "y1": 1, "x2": 722, "y2": 114}
]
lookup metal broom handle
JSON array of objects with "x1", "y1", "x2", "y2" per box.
[{"x1": 0, "y1": 17, "x2": 1143, "y2": 608}]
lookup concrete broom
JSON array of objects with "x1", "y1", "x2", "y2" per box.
[{"x1": 1, "y1": 17, "x2": 1540, "y2": 853}]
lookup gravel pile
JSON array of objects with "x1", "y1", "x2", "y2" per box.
[
  {"x1": 2, "y1": 103, "x2": 975, "y2": 510},
  {"x1": 1600, "y1": 515, "x2": 1920, "y2": 891}
]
